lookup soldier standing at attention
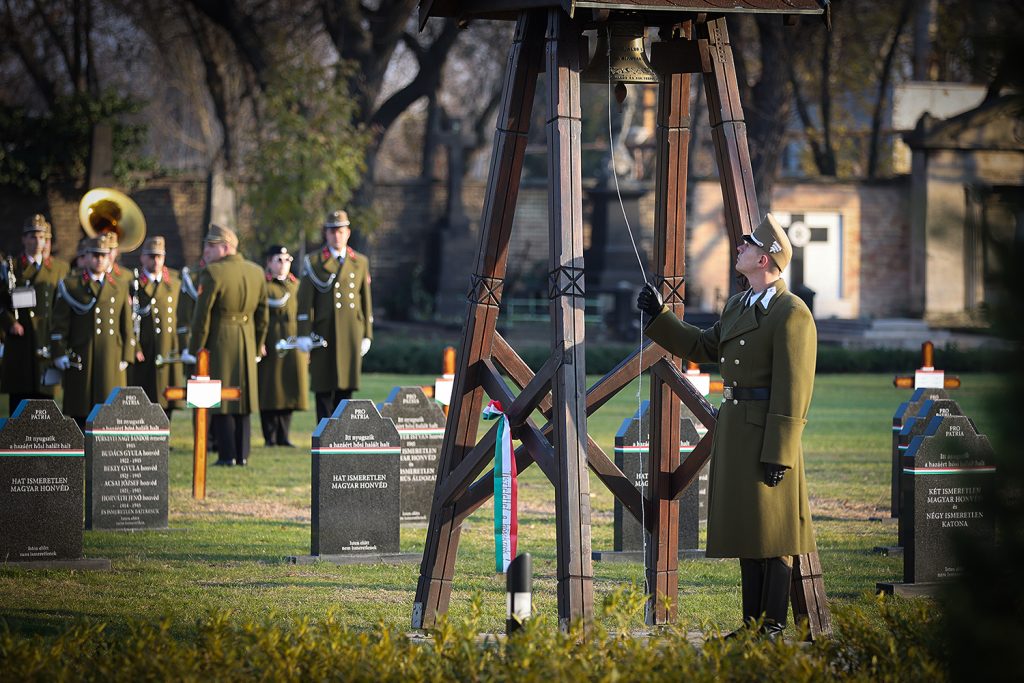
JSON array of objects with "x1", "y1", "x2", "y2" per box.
[
  {"x1": 1, "y1": 214, "x2": 70, "y2": 414},
  {"x1": 183, "y1": 225, "x2": 268, "y2": 467},
  {"x1": 258, "y1": 245, "x2": 308, "y2": 447},
  {"x1": 128, "y1": 236, "x2": 183, "y2": 418},
  {"x1": 51, "y1": 233, "x2": 135, "y2": 429},
  {"x1": 637, "y1": 214, "x2": 817, "y2": 640},
  {"x1": 296, "y1": 210, "x2": 373, "y2": 424}
]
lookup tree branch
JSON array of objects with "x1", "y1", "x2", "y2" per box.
[
  {"x1": 3, "y1": 0, "x2": 57, "y2": 106},
  {"x1": 370, "y1": 18, "x2": 459, "y2": 132},
  {"x1": 867, "y1": 0, "x2": 912, "y2": 178}
]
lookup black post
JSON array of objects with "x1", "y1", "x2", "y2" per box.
[{"x1": 506, "y1": 552, "x2": 533, "y2": 634}]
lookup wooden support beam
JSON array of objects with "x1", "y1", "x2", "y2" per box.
[
  {"x1": 650, "y1": 357, "x2": 717, "y2": 428},
  {"x1": 413, "y1": 10, "x2": 545, "y2": 631},
  {"x1": 644, "y1": 23, "x2": 693, "y2": 625},
  {"x1": 585, "y1": 340, "x2": 666, "y2": 415},
  {"x1": 545, "y1": 7, "x2": 592, "y2": 625},
  {"x1": 434, "y1": 422, "x2": 499, "y2": 508},
  {"x1": 700, "y1": 17, "x2": 760, "y2": 260},
  {"x1": 791, "y1": 552, "x2": 833, "y2": 640}
]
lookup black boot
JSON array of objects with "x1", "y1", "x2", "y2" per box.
[
  {"x1": 760, "y1": 556, "x2": 793, "y2": 641},
  {"x1": 726, "y1": 559, "x2": 765, "y2": 638}
]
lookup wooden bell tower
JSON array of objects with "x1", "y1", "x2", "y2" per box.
[{"x1": 413, "y1": 0, "x2": 832, "y2": 636}]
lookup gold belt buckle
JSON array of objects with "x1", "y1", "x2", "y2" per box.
[{"x1": 722, "y1": 386, "x2": 734, "y2": 400}]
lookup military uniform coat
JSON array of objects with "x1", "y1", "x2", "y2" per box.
[
  {"x1": 296, "y1": 246, "x2": 373, "y2": 393},
  {"x1": 1, "y1": 255, "x2": 70, "y2": 396},
  {"x1": 188, "y1": 253, "x2": 268, "y2": 415},
  {"x1": 645, "y1": 279, "x2": 817, "y2": 559},
  {"x1": 128, "y1": 267, "x2": 184, "y2": 409},
  {"x1": 51, "y1": 271, "x2": 136, "y2": 418},
  {"x1": 259, "y1": 274, "x2": 309, "y2": 411}
]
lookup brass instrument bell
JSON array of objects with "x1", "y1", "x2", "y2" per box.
[
  {"x1": 581, "y1": 21, "x2": 659, "y2": 86},
  {"x1": 78, "y1": 187, "x2": 147, "y2": 253}
]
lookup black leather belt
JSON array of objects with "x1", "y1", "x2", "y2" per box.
[{"x1": 722, "y1": 386, "x2": 770, "y2": 400}]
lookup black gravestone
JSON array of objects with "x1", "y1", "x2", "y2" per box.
[
  {"x1": 594, "y1": 401, "x2": 709, "y2": 562},
  {"x1": 879, "y1": 414, "x2": 996, "y2": 596},
  {"x1": 291, "y1": 399, "x2": 417, "y2": 565},
  {"x1": 379, "y1": 387, "x2": 445, "y2": 525},
  {"x1": 891, "y1": 388, "x2": 949, "y2": 517},
  {"x1": 877, "y1": 398, "x2": 965, "y2": 554},
  {"x1": 0, "y1": 399, "x2": 108, "y2": 569},
  {"x1": 85, "y1": 387, "x2": 169, "y2": 530}
]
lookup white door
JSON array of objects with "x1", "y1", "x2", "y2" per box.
[{"x1": 773, "y1": 211, "x2": 850, "y2": 317}]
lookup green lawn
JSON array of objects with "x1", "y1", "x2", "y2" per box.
[{"x1": 0, "y1": 373, "x2": 1003, "y2": 638}]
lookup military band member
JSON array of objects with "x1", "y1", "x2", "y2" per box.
[
  {"x1": 1, "y1": 214, "x2": 70, "y2": 414},
  {"x1": 258, "y1": 245, "x2": 308, "y2": 447},
  {"x1": 638, "y1": 214, "x2": 817, "y2": 640},
  {"x1": 51, "y1": 233, "x2": 136, "y2": 428},
  {"x1": 296, "y1": 209, "x2": 373, "y2": 423},
  {"x1": 184, "y1": 225, "x2": 268, "y2": 466},
  {"x1": 127, "y1": 236, "x2": 183, "y2": 416}
]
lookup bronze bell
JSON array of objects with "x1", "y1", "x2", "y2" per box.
[{"x1": 581, "y1": 21, "x2": 659, "y2": 86}]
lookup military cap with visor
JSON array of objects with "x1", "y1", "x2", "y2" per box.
[
  {"x1": 743, "y1": 213, "x2": 793, "y2": 273},
  {"x1": 264, "y1": 244, "x2": 293, "y2": 261},
  {"x1": 142, "y1": 236, "x2": 166, "y2": 255},
  {"x1": 323, "y1": 210, "x2": 350, "y2": 229},
  {"x1": 203, "y1": 223, "x2": 239, "y2": 249},
  {"x1": 23, "y1": 214, "x2": 52, "y2": 236},
  {"x1": 83, "y1": 232, "x2": 118, "y2": 254}
]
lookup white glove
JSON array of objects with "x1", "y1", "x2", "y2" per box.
[
  {"x1": 55, "y1": 355, "x2": 71, "y2": 371},
  {"x1": 360, "y1": 338, "x2": 371, "y2": 357},
  {"x1": 255, "y1": 355, "x2": 262, "y2": 364},
  {"x1": 296, "y1": 336, "x2": 314, "y2": 353},
  {"x1": 119, "y1": 360, "x2": 129, "y2": 371},
  {"x1": 180, "y1": 349, "x2": 197, "y2": 365}
]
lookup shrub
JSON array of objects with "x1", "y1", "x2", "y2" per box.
[{"x1": 0, "y1": 591, "x2": 950, "y2": 681}]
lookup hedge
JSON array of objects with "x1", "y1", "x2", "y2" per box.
[{"x1": 0, "y1": 591, "x2": 949, "y2": 682}]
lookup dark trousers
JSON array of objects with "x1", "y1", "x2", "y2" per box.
[
  {"x1": 211, "y1": 414, "x2": 251, "y2": 465},
  {"x1": 739, "y1": 556, "x2": 793, "y2": 627},
  {"x1": 260, "y1": 409, "x2": 294, "y2": 446},
  {"x1": 9, "y1": 392, "x2": 50, "y2": 416},
  {"x1": 315, "y1": 389, "x2": 353, "y2": 424}
]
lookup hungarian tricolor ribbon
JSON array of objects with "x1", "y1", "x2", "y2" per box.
[{"x1": 483, "y1": 399, "x2": 517, "y2": 573}]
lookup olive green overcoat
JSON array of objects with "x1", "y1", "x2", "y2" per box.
[
  {"x1": 258, "y1": 274, "x2": 309, "y2": 410},
  {"x1": 296, "y1": 246, "x2": 373, "y2": 393},
  {"x1": 1, "y1": 254, "x2": 70, "y2": 396},
  {"x1": 51, "y1": 271, "x2": 136, "y2": 419},
  {"x1": 188, "y1": 253, "x2": 268, "y2": 415},
  {"x1": 645, "y1": 279, "x2": 817, "y2": 558},
  {"x1": 127, "y1": 267, "x2": 184, "y2": 409}
]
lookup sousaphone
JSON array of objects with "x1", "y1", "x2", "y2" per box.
[{"x1": 78, "y1": 187, "x2": 146, "y2": 253}]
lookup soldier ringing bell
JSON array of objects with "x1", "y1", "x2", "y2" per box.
[{"x1": 637, "y1": 213, "x2": 818, "y2": 640}]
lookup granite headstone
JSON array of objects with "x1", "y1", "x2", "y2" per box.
[
  {"x1": 85, "y1": 387, "x2": 170, "y2": 530},
  {"x1": 379, "y1": 387, "x2": 445, "y2": 525},
  {"x1": 597, "y1": 401, "x2": 709, "y2": 561},
  {"x1": 891, "y1": 388, "x2": 950, "y2": 517},
  {"x1": 0, "y1": 400, "x2": 88, "y2": 563},
  {"x1": 894, "y1": 398, "x2": 963, "y2": 534},
  {"x1": 879, "y1": 414, "x2": 996, "y2": 594},
  {"x1": 310, "y1": 399, "x2": 403, "y2": 557}
]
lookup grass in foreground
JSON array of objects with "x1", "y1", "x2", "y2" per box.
[{"x1": 0, "y1": 373, "x2": 1003, "y2": 642}]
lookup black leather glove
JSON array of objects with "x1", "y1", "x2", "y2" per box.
[
  {"x1": 637, "y1": 283, "x2": 664, "y2": 318},
  {"x1": 763, "y1": 463, "x2": 786, "y2": 487}
]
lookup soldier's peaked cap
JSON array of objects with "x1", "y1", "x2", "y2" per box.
[
  {"x1": 142, "y1": 236, "x2": 166, "y2": 255},
  {"x1": 204, "y1": 223, "x2": 239, "y2": 249},
  {"x1": 323, "y1": 210, "x2": 350, "y2": 228},
  {"x1": 23, "y1": 214, "x2": 51, "y2": 235},
  {"x1": 743, "y1": 213, "x2": 792, "y2": 273}
]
